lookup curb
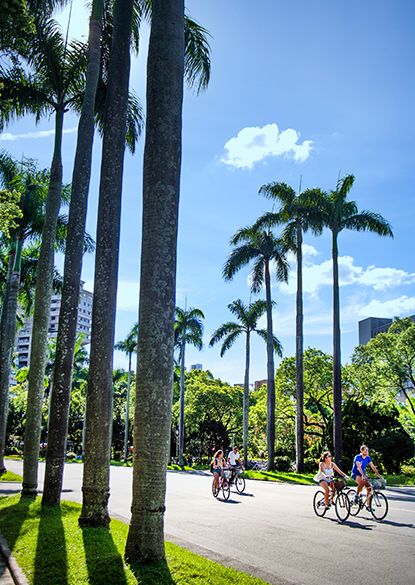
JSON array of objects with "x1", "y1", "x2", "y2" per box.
[{"x1": 0, "y1": 534, "x2": 28, "y2": 585}]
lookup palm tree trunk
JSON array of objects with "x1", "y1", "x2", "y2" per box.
[
  {"x1": 42, "y1": 0, "x2": 104, "y2": 506},
  {"x1": 123, "y1": 351, "x2": 132, "y2": 462},
  {"x1": 332, "y1": 231, "x2": 342, "y2": 465},
  {"x1": 178, "y1": 337, "x2": 185, "y2": 467},
  {"x1": 79, "y1": 0, "x2": 134, "y2": 527},
  {"x1": 295, "y1": 220, "x2": 304, "y2": 472},
  {"x1": 264, "y1": 259, "x2": 276, "y2": 471},
  {"x1": 125, "y1": 0, "x2": 185, "y2": 563},
  {"x1": 22, "y1": 108, "x2": 64, "y2": 495},
  {"x1": 0, "y1": 241, "x2": 22, "y2": 473},
  {"x1": 243, "y1": 330, "x2": 250, "y2": 468}
]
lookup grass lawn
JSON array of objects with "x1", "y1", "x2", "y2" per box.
[
  {"x1": 0, "y1": 470, "x2": 22, "y2": 482},
  {"x1": 0, "y1": 495, "x2": 267, "y2": 585}
]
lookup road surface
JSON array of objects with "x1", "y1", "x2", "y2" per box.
[{"x1": 1, "y1": 460, "x2": 414, "y2": 585}]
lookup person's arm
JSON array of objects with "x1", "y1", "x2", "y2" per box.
[
  {"x1": 333, "y1": 463, "x2": 348, "y2": 478},
  {"x1": 369, "y1": 461, "x2": 383, "y2": 479},
  {"x1": 356, "y1": 460, "x2": 365, "y2": 477}
]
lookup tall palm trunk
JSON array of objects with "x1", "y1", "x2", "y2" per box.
[
  {"x1": 295, "y1": 220, "x2": 304, "y2": 472},
  {"x1": 242, "y1": 330, "x2": 250, "y2": 468},
  {"x1": 178, "y1": 337, "x2": 185, "y2": 466},
  {"x1": 0, "y1": 241, "x2": 22, "y2": 472},
  {"x1": 22, "y1": 108, "x2": 64, "y2": 495},
  {"x1": 125, "y1": 0, "x2": 185, "y2": 563},
  {"x1": 42, "y1": 0, "x2": 104, "y2": 506},
  {"x1": 332, "y1": 231, "x2": 342, "y2": 465},
  {"x1": 123, "y1": 351, "x2": 132, "y2": 462},
  {"x1": 79, "y1": 0, "x2": 134, "y2": 527},
  {"x1": 264, "y1": 258, "x2": 276, "y2": 471}
]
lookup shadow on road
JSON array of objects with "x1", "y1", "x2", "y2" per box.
[
  {"x1": 385, "y1": 489, "x2": 415, "y2": 503},
  {"x1": 232, "y1": 490, "x2": 254, "y2": 497},
  {"x1": 377, "y1": 519, "x2": 414, "y2": 529},
  {"x1": 324, "y1": 517, "x2": 373, "y2": 530}
]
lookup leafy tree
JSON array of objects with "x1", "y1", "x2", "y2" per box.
[
  {"x1": 0, "y1": 189, "x2": 22, "y2": 239},
  {"x1": 125, "y1": 0, "x2": 210, "y2": 562},
  {"x1": 255, "y1": 181, "x2": 324, "y2": 472},
  {"x1": 223, "y1": 226, "x2": 288, "y2": 470},
  {"x1": 174, "y1": 306, "x2": 204, "y2": 466},
  {"x1": 209, "y1": 298, "x2": 281, "y2": 467},
  {"x1": 310, "y1": 175, "x2": 393, "y2": 465},
  {"x1": 114, "y1": 323, "x2": 138, "y2": 462}
]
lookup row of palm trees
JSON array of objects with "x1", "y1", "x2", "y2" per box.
[{"x1": 0, "y1": 0, "x2": 210, "y2": 564}]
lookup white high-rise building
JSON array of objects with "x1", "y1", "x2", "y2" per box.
[{"x1": 15, "y1": 281, "x2": 93, "y2": 370}]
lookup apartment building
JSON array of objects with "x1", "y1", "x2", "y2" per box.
[{"x1": 15, "y1": 281, "x2": 93, "y2": 369}]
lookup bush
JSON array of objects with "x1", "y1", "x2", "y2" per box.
[{"x1": 274, "y1": 455, "x2": 293, "y2": 472}]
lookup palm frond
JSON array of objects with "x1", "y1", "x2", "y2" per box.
[
  {"x1": 342, "y1": 211, "x2": 393, "y2": 237},
  {"x1": 218, "y1": 329, "x2": 241, "y2": 357},
  {"x1": 223, "y1": 244, "x2": 259, "y2": 281},
  {"x1": 250, "y1": 257, "x2": 264, "y2": 293},
  {"x1": 259, "y1": 181, "x2": 296, "y2": 206},
  {"x1": 256, "y1": 329, "x2": 283, "y2": 357},
  {"x1": 184, "y1": 14, "x2": 211, "y2": 93},
  {"x1": 209, "y1": 322, "x2": 242, "y2": 348}
]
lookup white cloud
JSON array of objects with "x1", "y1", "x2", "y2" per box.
[
  {"x1": 0, "y1": 127, "x2": 77, "y2": 141},
  {"x1": 358, "y1": 296, "x2": 415, "y2": 318},
  {"x1": 279, "y1": 255, "x2": 415, "y2": 295},
  {"x1": 221, "y1": 123, "x2": 313, "y2": 169}
]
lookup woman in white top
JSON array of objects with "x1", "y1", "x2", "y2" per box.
[{"x1": 314, "y1": 451, "x2": 348, "y2": 508}]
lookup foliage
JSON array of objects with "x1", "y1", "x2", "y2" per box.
[
  {"x1": 0, "y1": 495, "x2": 267, "y2": 585},
  {"x1": 0, "y1": 189, "x2": 22, "y2": 239},
  {"x1": 172, "y1": 369, "x2": 243, "y2": 460}
]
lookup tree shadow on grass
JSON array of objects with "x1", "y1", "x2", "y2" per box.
[
  {"x1": 130, "y1": 559, "x2": 175, "y2": 585},
  {"x1": 82, "y1": 526, "x2": 128, "y2": 585},
  {"x1": 33, "y1": 504, "x2": 68, "y2": 585},
  {"x1": 0, "y1": 494, "x2": 36, "y2": 553}
]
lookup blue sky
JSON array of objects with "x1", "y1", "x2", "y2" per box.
[{"x1": 1, "y1": 0, "x2": 415, "y2": 384}]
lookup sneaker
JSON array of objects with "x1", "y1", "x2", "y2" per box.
[
  {"x1": 353, "y1": 495, "x2": 359, "y2": 504},
  {"x1": 325, "y1": 504, "x2": 331, "y2": 510}
]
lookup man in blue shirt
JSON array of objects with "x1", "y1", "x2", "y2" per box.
[{"x1": 351, "y1": 444, "x2": 384, "y2": 503}]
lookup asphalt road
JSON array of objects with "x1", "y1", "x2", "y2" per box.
[{"x1": 2, "y1": 460, "x2": 415, "y2": 585}]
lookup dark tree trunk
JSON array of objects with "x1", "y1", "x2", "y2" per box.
[
  {"x1": 295, "y1": 220, "x2": 304, "y2": 472},
  {"x1": 178, "y1": 337, "x2": 185, "y2": 466},
  {"x1": 242, "y1": 330, "x2": 250, "y2": 468},
  {"x1": 0, "y1": 243, "x2": 21, "y2": 472},
  {"x1": 22, "y1": 108, "x2": 64, "y2": 495},
  {"x1": 79, "y1": 0, "x2": 134, "y2": 527},
  {"x1": 332, "y1": 231, "x2": 342, "y2": 466},
  {"x1": 125, "y1": 0, "x2": 185, "y2": 563},
  {"x1": 264, "y1": 259, "x2": 276, "y2": 471},
  {"x1": 42, "y1": 0, "x2": 104, "y2": 506}
]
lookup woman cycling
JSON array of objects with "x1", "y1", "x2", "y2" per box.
[
  {"x1": 314, "y1": 451, "x2": 348, "y2": 509},
  {"x1": 351, "y1": 445, "x2": 384, "y2": 504},
  {"x1": 210, "y1": 449, "x2": 226, "y2": 490}
]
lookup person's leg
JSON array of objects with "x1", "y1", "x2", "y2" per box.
[
  {"x1": 365, "y1": 478, "x2": 373, "y2": 505},
  {"x1": 355, "y1": 475, "x2": 364, "y2": 495},
  {"x1": 320, "y1": 481, "x2": 330, "y2": 506},
  {"x1": 213, "y1": 471, "x2": 219, "y2": 488}
]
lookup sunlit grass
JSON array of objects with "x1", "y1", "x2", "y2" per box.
[
  {"x1": 0, "y1": 469, "x2": 22, "y2": 482},
  {"x1": 0, "y1": 495, "x2": 267, "y2": 585}
]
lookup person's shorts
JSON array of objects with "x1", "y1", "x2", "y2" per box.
[
  {"x1": 213, "y1": 467, "x2": 221, "y2": 475},
  {"x1": 320, "y1": 478, "x2": 334, "y2": 485}
]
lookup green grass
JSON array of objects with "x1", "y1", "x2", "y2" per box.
[
  {"x1": 0, "y1": 495, "x2": 267, "y2": 585},
  {"x1": 243, "y1": 470, "x2": 315, "y2": 484},
  {"x1": 0, "y1": 470, "x2": 22, "y2": 482}
]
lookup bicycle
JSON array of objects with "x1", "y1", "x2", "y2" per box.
[
  {"x1": 346, "y1": 478, "x2": 388, "y2": 521},
  {"x1": 212, "y1": 468, "x2": 231, "y2": 500},
  {"x1": 229, "y1": 465, "x2": 246, "y2": 494},
  {"x1": 313, "y1": 478, "x2": 350, "y2": 522}
]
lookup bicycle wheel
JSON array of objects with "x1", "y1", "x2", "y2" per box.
[
  {"x1": 222, "y1": 479, "x2": 230, "y2": 501},
  {"x1": 346, "y1": 489, "x2": 361, "y2": 516},
  {"x1": 212, "y1": 480, "x2": 219, "y2": 498},
  {"x1": 235, "y1": 476, "x2": 246, "y2": 494},
  {"x1": 335, "y1": 491, "x2": 350, "y2": 522},
  {"x1": 370, "y1": 491, "x2": 388, "y2": 521},
  {"x1": 313, "y1": 490, "x2": 327, "y2": 517}
]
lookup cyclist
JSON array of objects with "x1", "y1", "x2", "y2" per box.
[
  {"x1": 351, "y1": 445, "x2": 384, "y2": 505},
  {"x1": 210, "y1": 449, "x2": 226, "y2": 490},
  {"x1": 227, "y1": 446, "x2": 242, "y2": 484},
  {"x1": 314, "y1": 451, "x2": 349, "y2": 509}
]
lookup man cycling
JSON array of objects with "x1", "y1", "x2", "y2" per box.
[
  {"x1": 351, "y1": 444, "x2": 384, "y2": 504},
  {"x1": 227, "y1": 446, "x2": 242, "y2": 484}
]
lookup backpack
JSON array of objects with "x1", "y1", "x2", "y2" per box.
[{"x1": 210, "y1": 461, "x2": 214, "y2": 473}]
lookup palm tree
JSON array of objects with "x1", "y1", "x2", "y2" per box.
[
  {"x1": 255, "y1": 182, "x2": 324, "y2": 472},
  {"x1": 174, "y1": 306, "x2": 204, "y2": 467},
  {"x1": 223, "y1": 227, "x2": 289, "y2": 471},
  {"x1": 114, "y1": 323, "x2": 138, "y2": 462},
  {"x1": 312, "y1": 175, "x2": 393, "y2": 464},
  {"x1": 0, "y1": 15, "x2": 92, "y2": 495},
  {"x1": 209, "y1": 299, "x2": 282, "y2": 467},
  {"x1": 81, "y1": 0, "x2": 210, "y2": 532},
  {"x1": 125, "y1": 0, "x2": 186, "y2": 565},
  {"x1": 0, "y1": 154, "x2": 69, "y2": 474}
]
